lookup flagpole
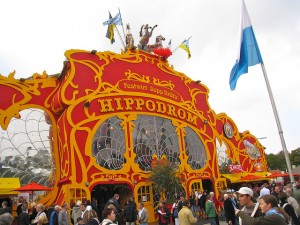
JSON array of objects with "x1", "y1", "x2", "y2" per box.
[
  {"x1": 260, "y1": 63, "x2": 296, "y2": 190},
  {"x1": 118, "y1": 8, "x2": 127, "y2": 43},
  {"x1": 115, "y1": 26, "x2": 126, "y2": 49}
]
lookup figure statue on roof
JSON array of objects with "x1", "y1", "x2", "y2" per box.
[
  {"x1": 125, "y1": 24, "x2": 135, "y2": 50},
  {"x1": 137, "y1": 24, "x2": 157, "y2": 51},
  {"x1": 147, "y1": 35, "x2": 165, "y2": 52}
]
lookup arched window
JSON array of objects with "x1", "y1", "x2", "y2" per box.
[
  {"x1": 92, "y1": 116, "x2": 125, "y2": 170},
  {"x1": 185, "y1": 127, "x2": 207, "y2": 170},
  {"x1": 132, "y1": 115, "x2": 180, "y2": 171},
  {"x1": 0, "y1": 108, "x2": 54, "y2": 186}
]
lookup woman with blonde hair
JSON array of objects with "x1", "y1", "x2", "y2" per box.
[{"x1": 235, "y1": 194, "x2": 288, "y2": 225}]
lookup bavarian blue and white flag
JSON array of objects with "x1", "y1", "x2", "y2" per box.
[
  {"x1": 103, "y1": 12, "x2": 122, "y2": 26},
  {"x1": 229, "y1": 0, "x2": 263, "y2": 91}
]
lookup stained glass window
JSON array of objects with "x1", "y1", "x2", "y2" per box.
[
  {"x1": 132, "y1": 115, "x2": 180, "y2": 171},
  {"x1": 92, "y1": 116, "x2": 125, "y2": 170},
  {"x1": 185, "y1": 127, "x2": 207, "y2": 170}
]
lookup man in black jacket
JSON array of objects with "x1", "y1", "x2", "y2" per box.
[
  {"x1": 224, "y1": 190, "x2": 239, "y2": 225},
  {"x1": 123, "y1": 198, "x2": 137, "y2": 225},
  {"x1": 105, "y1": 194, "x2": 122, "y2": 224}
]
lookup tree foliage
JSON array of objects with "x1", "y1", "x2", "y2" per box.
[
  {"x1": 149, "y1": 159, "x2": 182, "y2": 201},
  {"x1": 266, "y1": 147, "x2": 300, "y2": 170}
]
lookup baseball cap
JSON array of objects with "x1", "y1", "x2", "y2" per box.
[{"x1": 237, "y1": 187, "x2": 253, "y2": 197}]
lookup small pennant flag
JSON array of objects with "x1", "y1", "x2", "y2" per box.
[{"x1": 179, "y1": 37, "x2": 191, "y2": 59}]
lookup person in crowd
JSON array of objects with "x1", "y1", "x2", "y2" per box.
[
  {"x1": 0, "y1": 202, "x2": 11, "y2": 215},
  {"x1": 49, "y1": 205, "x2": 61, "y2": 225},
  {"x1": 178, "y1": 199, "x2": 197, "y2": 225},
  {"x1": 71, "y1": 201, "x2": 82, "y2": 225},
  {"x1": 177, "y1": 196, "x2": 185, "y2": 212},
  {"x1": 123, "y1": 198, "x2": 137, "y2": 225},
  {"x1": 210, "y1": 192, "x2": 220, "y2": 225},
  {"x1": 101, "y1": 208, "x2": 117, "y2": 225},
  {"x1": 0, "y1": 213, "x2": 13, "y2": 225},
  {"x1": 105, "y1": 194, "x2": 121, "y2": 224},
  {"x1": 171, "y1": 198, "x2": 179, "y2": 225},
  {"x1": 58, "y1": 203, "x2": 69, "y2": 225},
  {"x1": 78, "y1": 203, "x2": 88, "y2": 225},
  {"x1": 138, "y1": 202, "x2": 149, "y2": 225},
  {"x1": 235, "y1": 194, "x2": 288, "y2": 225},
  {"x1": 30, "y1": 202, "x2": 38, "y2": 224},
  {"x1": 33, "y1": 204, "x2": 48, "y2": 225},
  {"x1": 205, "y1": 194, "x2": 217, "y2": 225},
  {"x1": 236, "y1": 187, "x2": 262, "y2": 225},
  {"x1": 189, "y1": 191, "x2": 197, "y2": 217},
  {"x1": 278, "y1": 192, "x2": 300, "y2": 225},
  {"x1": 85, "y1": 209, "x2": 100, "y2": 225},
  {"x1": 90, "y1": 198, "x2": 100, "y2": 218},
  {"x1": 224, "y1": 189, "x2": 239, "y2": 225},
  {"x1": 18, "y1": 203, "x2": 30, "y2": 225},
  {"x1": 253, "y1": 184, "x2": 260, "y2": 198},
  {"x1": 199, "y1": 191, "x2": 207, "y2": 218},
  {"x1": 286, "y1": 188, "x2": 300, "y2": 216},
  {"x1": 259, "y1": 183, "x2": 270, "y2": 198},
  {"x1": 157, "y1": 201, "x2": 171, "y2": 225},
  {"x1": 17, "y1": 197, "x2": 25, "y2": 216},
  {"x1": 271, "y1": 186, "x2": 281, "y2": 204},
  {"x1": 219, "y1": 194, "x2": 228, "y2": 221}
]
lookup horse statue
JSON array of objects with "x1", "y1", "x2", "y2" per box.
[
  {"x1": 125, "y1": 24, "x2": 135, "y2": 50},
  {"x1": 137, "y1": 24, "x2": 157, "y2": 51},
  {"x1": 147, "y1": 35, "x2": 165, "y2": 52}
]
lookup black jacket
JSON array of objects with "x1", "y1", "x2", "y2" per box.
[
  {"x1": 123, "y1": 202, "x2": 137, "y2": 222},
  {"x1": 224, "y1": 198, "x2": 237, "y2": 224}
]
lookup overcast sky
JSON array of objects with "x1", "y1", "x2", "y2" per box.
[{"x1": 0, "y1": 0, "x2": 299, "y2": 155}]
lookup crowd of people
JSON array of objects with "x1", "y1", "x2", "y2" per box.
[
  {"x1": 2, "y1": 182, "x2": 300, "y2": 225},
  {"x1": 0, "y1": 194, "x2": 149, "y2": 225}
]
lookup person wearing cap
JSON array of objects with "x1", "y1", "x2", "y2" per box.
[
  {"x1": 224, "y1": 189, "x2": 239, "y2": 225},
  {"x1": 72, "y1": 201, "x2": 82, "y2": 225},
  {"x1": 237, "y1": 187, "x2": 262, "y2": 225},
  {"x1": 235, "y1": 194, "x2": 288, "y2": 225}
]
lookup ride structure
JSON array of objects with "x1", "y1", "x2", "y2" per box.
[{"x1": 0, "y1": 47, "x2": 269, "y2": 221}]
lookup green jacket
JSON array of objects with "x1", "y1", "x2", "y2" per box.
[{"x1": 205, "y1": 200, "x2": 216, "y2": 218}]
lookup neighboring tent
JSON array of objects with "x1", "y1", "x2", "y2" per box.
[{"x1": 0, "y1": 178, "x2": 20, "y2": 195}]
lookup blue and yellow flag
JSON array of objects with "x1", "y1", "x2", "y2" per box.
[
  {"x1": 105, "y1": 12, "x2": 115, "y2": 44},
  {"x1": 179, "y1": 37, "x2": 191, "y2": 59}
]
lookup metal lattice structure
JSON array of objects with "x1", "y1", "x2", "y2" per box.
[
  {"x1": 92, "y1": 116, "x2": 126, "y2": 170},
  {"x1": 132, "y1": 115, "x2": 180, "y2": 171},
  {"x1": 0, "y1": 108, "x2": 53, "y2": 186},
  {"x1": 185, "y1": 127, "x2": 207, "y2": 169}
]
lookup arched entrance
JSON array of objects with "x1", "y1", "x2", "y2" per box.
[{"x1": 91, "y1": 183, "x2": 133, "y2": 219}]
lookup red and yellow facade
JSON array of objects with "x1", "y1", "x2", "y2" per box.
[{"x1": 0, "y1": 49, "x2": 269, "y2": 222}]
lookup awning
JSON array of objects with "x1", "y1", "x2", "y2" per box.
[
  {"x1": 267, "y1": 173, "x2": 300, "y2": 178},
  {"x1": 0, "y1": 178, "x2": 21, "y2": 195},
  {"x1": 221, "y1": 172, "x2": 270, "y2": 183}
]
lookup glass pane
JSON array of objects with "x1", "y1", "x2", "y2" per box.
[
  {"x1": 132, "y1": 115, "x2": 180, "y2": 171},
  {"x1": 0, "y1": 108, "x2": 54, "y2": 186},
  {"x1": 92, "y1": 116, "x2": 126, "y2": 170},
  {"x1": 185, "y1": 127, "x2": 207, "y2": 170}
]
